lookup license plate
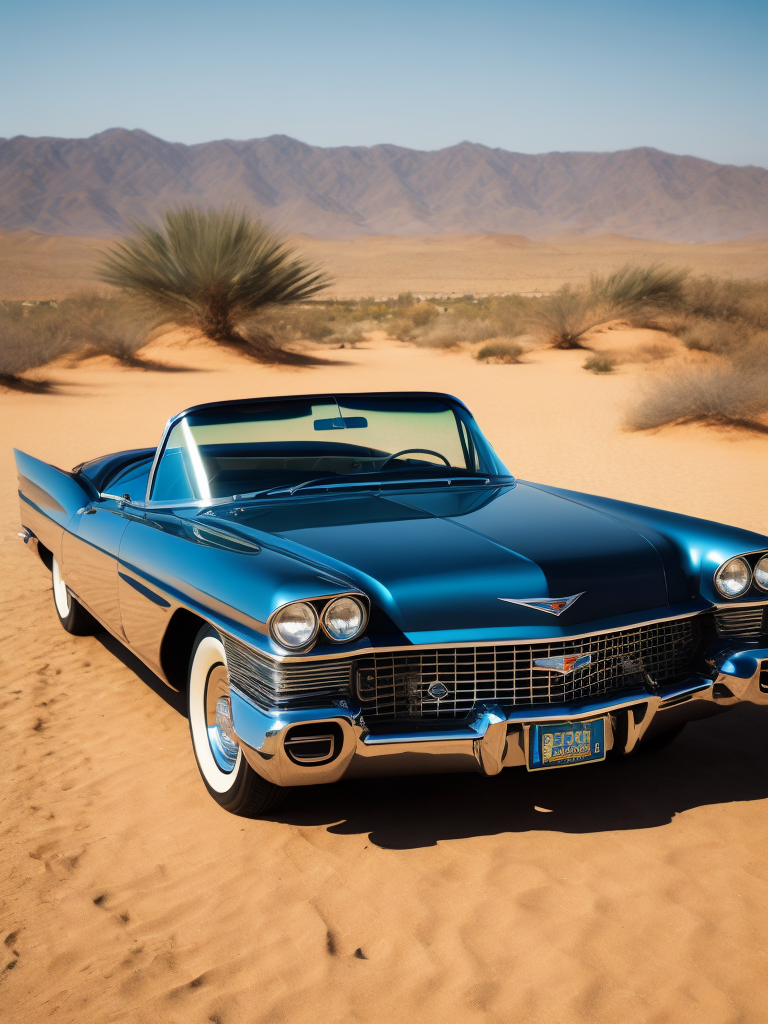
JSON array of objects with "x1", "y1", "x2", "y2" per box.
[{"x1": 527, "y1": 717, "x2": 606, "y2": 771}]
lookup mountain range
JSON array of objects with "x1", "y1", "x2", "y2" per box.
[{"x1": 1, "y1": 129, "x2": 767, "y2": 241}]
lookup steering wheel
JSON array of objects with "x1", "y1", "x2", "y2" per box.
[{"x1": 379, "y1": 448, "x2": 452, "y2": 470}]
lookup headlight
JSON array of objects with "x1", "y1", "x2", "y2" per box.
[
  {"x1": 714, "y1": 556, "x2": 751, "y2": 598},
  {"x1": 755, "y1": 554, "x2": 768, "y2": 592},
  {"x1": 270, "y1": 601, "x2": 318, "y2": 648},
  {"x1": 322, "y1": 596, "x2": 366, "y2": 642}
]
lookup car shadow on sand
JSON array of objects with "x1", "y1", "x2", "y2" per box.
[
  {"x1": 277, "y1": 704, "x2": 768, "y2": 848},
  {"x1": 101, "y1": 630, "x2": 768, "y2": 848}
]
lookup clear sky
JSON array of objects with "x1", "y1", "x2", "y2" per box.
[{"x1": 2, "y1": 0, "x2": 766, "y2": 166}]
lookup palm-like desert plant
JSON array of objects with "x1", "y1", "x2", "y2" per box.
[{"x1": 98, "y1": 208, "x2": 330, "y2": 357}]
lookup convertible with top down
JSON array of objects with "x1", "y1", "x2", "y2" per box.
[{"x1": 14, "y1": 391, "x2": 768, "y2": 815}]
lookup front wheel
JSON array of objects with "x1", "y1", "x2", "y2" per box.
[
  {"x1": 187, "y1": 625, "x2": 286, "y2": 816},
  {"x1": 52, "y1": 557, "x2": 96, "y2": 635}
]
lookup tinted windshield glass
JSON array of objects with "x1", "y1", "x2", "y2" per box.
[{"x1": 150, "y1": 395, "x2": 508, "y2": 502}]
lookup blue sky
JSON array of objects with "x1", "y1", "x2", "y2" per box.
[{"x1": 2, "y1": 0, "x2": 766, "y2": 166}]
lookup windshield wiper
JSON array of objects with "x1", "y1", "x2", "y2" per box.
[{"x1": 237, "y1": 471, "x2": 496, "y2": 501}]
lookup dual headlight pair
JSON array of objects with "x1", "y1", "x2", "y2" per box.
[
  {"x1": 715, "y1": 554, "x2": 768, "y2": 599},
  {"x1": 270, "y1": 595, "x2": 367, "y2": 649}
]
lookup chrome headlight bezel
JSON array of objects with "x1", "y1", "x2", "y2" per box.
[
  {"x1": 321, "y1": 595, "x2": 368, "y2": 643},
  {"x1": 269, "y1": 601, "x2": 319, "y2": 649},
  {"x1": 713, "y1": 556, "x2": 752, "y2": 599},
  {"x1": 754, "y1": 554, "x2": 768, "y2": 592}
]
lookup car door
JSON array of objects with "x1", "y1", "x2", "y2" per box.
[{"x1": 62, "y1": 497, "x2": 131, "y2": 636}]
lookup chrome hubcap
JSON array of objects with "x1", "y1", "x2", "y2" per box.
[{"x1": 205, "y1": 663, "x2": 239, "y2": 772}]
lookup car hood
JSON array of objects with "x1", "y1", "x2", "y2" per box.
[{"x1": 217, "y1": 482, "x2": 671, "y2": 634}]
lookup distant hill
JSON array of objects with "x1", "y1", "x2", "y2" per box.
[{"x1": 1, "y1": 129, "x2": 767, "y2": 241}]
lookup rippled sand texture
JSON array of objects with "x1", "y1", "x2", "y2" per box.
[{"x1": 1, "y1": 336, "x2": 767, "y2": 1023}]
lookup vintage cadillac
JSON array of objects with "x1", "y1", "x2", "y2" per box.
[{"x1": 14, "y1": 392, "x2": 768, "y2": 815}]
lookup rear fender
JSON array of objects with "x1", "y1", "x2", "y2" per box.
[{"x1": 15, "y1": 449, "x2": 98, "y2": 564}]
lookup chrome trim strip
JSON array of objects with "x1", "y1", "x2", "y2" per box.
[{"x1": 236, "y1": 607, "x2": 713, "y2": 664}]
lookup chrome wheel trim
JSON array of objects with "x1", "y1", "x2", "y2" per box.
[
  {"x1": 205, "y1": 663, "x2": 240, "y2": 772},
  {"x1": 52, "y1": 558, "x2": 71, "y2": 619},
  {"x1": 189, "y1": 635, "x2": 242, "y2": 792}
]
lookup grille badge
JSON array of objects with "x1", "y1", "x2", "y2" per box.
[
  {"x1": 533, "y1": 654, "x2": 592, "y2": 675},
  {"x1": 427, "y1": 682, "x2": 450, "y2": 699},
  {"x1": 499, "y1": 593, "x2": 584, "y2": 616}
]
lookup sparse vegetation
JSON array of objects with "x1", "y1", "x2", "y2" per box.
[
  {"x1": 0, "y1": 307, "x2": 69, "y2": 389},
  {"x1": 589, "y1": 263, "x2": 689, "y2": 319},
  {"x1": 583, "y1": 353, "x2": 616, "y2": 374},
  {"x1": 626, "y1": 358, "x2": 768, "y2": 432},
  {"x1": 98, "y1": 208, "x2": 330, "y2": 361},
  {"x1": 475, "y1": 341, "x2": 524, "y2": 364},
  {"x1": 527, "y1": 286, "x2": 607, "y2": 349}
]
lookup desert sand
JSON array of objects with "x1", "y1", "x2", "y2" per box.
[
  {"x1": 1, "y1": 330, "x2": 768, "y2": 1024},
  {"x1": 3, "y1": 229, "x2": 768, "y2": 300}
]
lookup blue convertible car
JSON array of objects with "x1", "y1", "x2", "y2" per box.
[{"x1": 15, "y1": 392, "x2": 768, "y2": 815}]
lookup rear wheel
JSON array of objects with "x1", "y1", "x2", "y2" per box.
[
  {"x1": 52, "y1": 557, "x2": 96, "y2": 635},
  {"x1": 187, "y1": 625, "x2": 286, "y2": 816}
]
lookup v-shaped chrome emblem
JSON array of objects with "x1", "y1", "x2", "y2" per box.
[{"x1": 498, "y1": 593, "x2": 584, "y2": 616}]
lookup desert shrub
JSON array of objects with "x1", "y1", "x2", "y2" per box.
[
  {"x1": 590, "y1": 263, "x2": 688, "y2": 318},
  {"x1": 407, "y1": 302, "x2": 439, "y2": 327},
  {"x1": 325, "y1": 324, "x2": 367, "y2": 348},
  {"x1": 626, "y1": 353, "x2": 768, "y2": 431},
  {"x1": 98, "y1": 207, "x2": 329, "y2": 360},
  {"x1": 475, "y1": 341, "x2": 523, "y2": 364},
  {"x1": 0, "y1": 306, "x2": 71, "y2": 387},
  {"x1": 629, "y1": 341, "x2": 674, "y2": 362},
  {"x1": 681, "y1": 276, "x2": 768, "y2": 329},
  {"x1": 53, "y1": 294, "x2": 160, "y2": 363},
  {"x1": 416, "y1": 317, "x2": 498, "y2": 348},
  {"x1": 675, "y1": 318, "x2": 740, "y2": 354},
  {"x1": 527, "y1": 286, "x2": 607, "y2": 349},
  {"x1": 583, "y1": 353, "x2": 616, "y2": 374}
]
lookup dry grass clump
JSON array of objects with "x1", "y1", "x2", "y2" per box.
[
  {"x1": 414, "y1": 317, "x2": 499, "y2": 349},
  {"x1": 629, "y1": 341, "x2": 674, "y2": 362},
  {"x1": 0, "y1": 306, "x2": 70, "y2": 389},
  {"x1": 682, "y1": 276, "x2": 768, "y2": 329},
  {"x1": 475, "y1": 341, "x2": 524, "y2": 364},
  {"x1": 527, "y1": 286, "x2": 607, "y2": 349},
  {"x1": 627, "y1": 337, "x2": 768, "y2": 432},
  {"x1": 583, "y1": 353, "x2": 617, "y2": 374}
]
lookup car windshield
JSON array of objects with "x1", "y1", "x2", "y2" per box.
[{"x1": 149, "y1": 394, "x2": 510, "y2": 503}]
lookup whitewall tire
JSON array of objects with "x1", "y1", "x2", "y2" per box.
[
  {"x1": 187, "y1": 625, "x2": 286, "y2": 815},
  {"x1": 51, "y1": 557, "x2": 96, "y2": 635}
]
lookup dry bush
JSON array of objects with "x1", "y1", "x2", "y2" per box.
[
  {"x1": 475, "y1": 341, "x2": 523, "y2": 364},
  {"x1": 682, "y1": 276, "x2": 768, "y2": 329},
  {"x1": 590, "y1": 263, "x2": 688, "y2": 319},
  {"x1": 626, "y1": 358, "x2": 768, "y2": 431},
  {"x1": 628, "y1": 341, "x2": 675, "y2": 363},
  {"x1": 415, "y1": 317, "x2": 498, "y2": 348},
  {"x1": 527, "y1": 286, "x2": 607, "y2": 349},
  {"x1": 583, "y1": 353, "x2": 616, "y2": 374},
  {"x1": 674, "y1": 317, "x2": 744, "y2": 355},
  {"x1": 55, "y1": 294, "x2": 160, "y2": 364},
  {"x1": 325, "y1": 324, "x2": 367, "y2": 348},
  {"x1": 406, "y1": 302, "x2": 439, "y2": 327},
  {"x1": 0, "y1": 306, "x2": 71, "y2": 388}
]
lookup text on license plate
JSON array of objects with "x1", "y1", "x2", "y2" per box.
[{"x1": 528, "y1": 717, "x2": 606, "y2": 771}]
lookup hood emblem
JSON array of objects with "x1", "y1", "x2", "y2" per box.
[
  {"x1": 534, "y1": 653, "x2": 592, "y2": 675},
  {"x1": 498, "y1": 593, "x2": 583, "y2": 616},
  {"x1": 427, "y1": 682, "x2": 449, "y2": 700}
]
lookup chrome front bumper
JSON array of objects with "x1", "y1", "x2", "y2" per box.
[{"x1": 229, "y1": 649, "x2": 768, "y2": 788}]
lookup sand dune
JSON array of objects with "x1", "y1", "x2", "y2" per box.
[{"x1": 1, "y1": 336, "x2": 767, "y2": 1023}]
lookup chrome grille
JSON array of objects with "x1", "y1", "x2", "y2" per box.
[
  {"x1": 355, "y1": 617, "x2": 701, "y2": 720},
  {"x1": 715, "y1": 607, "x2": 765, "y2": 638},
  {"x1": 223, "y1": 634, "x2": 352, "y2": 710}
]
